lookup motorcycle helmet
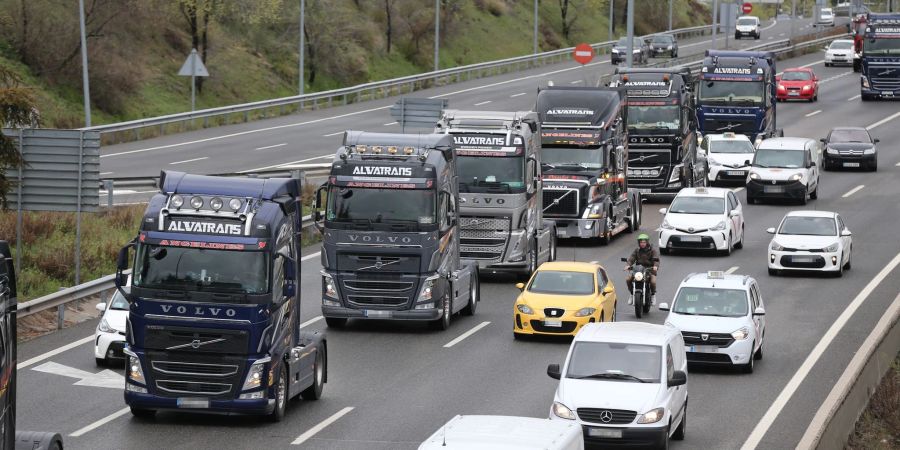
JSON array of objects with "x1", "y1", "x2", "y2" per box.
[{"x1": 637, "y1": 233, "x2": 649, "y2": 242}]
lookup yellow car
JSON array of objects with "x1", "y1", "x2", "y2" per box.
[{"x1": 513, "y1": 261, "x2": 617, "y2": 339}]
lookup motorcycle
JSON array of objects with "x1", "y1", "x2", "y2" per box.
[{"x1": 621, "y1": 257, "x2": 652, "y2": 318}]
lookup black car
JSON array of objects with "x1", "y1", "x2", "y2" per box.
[
  {"x1": 611, "y1": 37, "x2": 650, "y2": 65},
  {"x1": 649, "y1": 34, "x2": 678, "y2": 58},
  {"x1": 821, "y1": 127, "x2": 879, "y2": 171}
]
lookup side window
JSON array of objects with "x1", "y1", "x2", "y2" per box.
[
  {"x1": 438, "y1": 192, "x2": 450, "y2": 229},
  {"x1": 273, "y1": 253, "x2": 285, "y2": 293},
  {"x1": 836, "y1": 215, "x2": 845, "y2": 232},
  {"x1": 727, "y1": 193, "x2": 735, "y2": 211},
  {"x1": 666, "y1": 344, "x2": 675, "y2": 381},
  {"x1": 750, "y1": 284, "x2": 761, "y2": 309},
  {"x1": 596, "y1": 269, "x2": 608, "y2": 290}
]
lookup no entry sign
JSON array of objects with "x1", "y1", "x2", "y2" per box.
[
  {"x1": 573, "y1": 43, "x2": 593, "y2": 65},
  {"x1": 742, "y1": 2, "x2": 752, "y2": 14}
]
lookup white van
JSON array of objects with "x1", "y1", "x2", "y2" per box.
[
  {"x1": 419, "y1": 415, "x2": 583, "y2": 450},
  {"x1": 746, "y1": 137, "x2": 821, "y2": 205},
  {"x1": 547, "y1": 322, "x2": 687, "y2": 450}
]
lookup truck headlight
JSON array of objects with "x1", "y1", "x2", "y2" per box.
[
  {"x1": 824, "y1": 242, "x2": 839, "y2": 252},
  {"x1": 770, "y1": 241, "x2": 784, "y2": 251},
  {"x1": 731, "y1": 326, "x2": 750, "y2": 340},
  {"x1": 321, "y1": 271, "x2": 337, "y2": 298},
  {"x1": 749, "y1": 172, "x2": 760, "y2": 180},
  {"x1": 637, "y1": 407, "x2": 665, "y2": 424},
  {"x1": 516, "y1": 304, "x2": 534, "y2": 315},
  {"x1": 588, "y1": 203, "x2": 604, "y2": 219},
  {"x1": 419, "y1": 274, "x2": 440, "y2": 302},
  {"x1": 861, "y1": 76, "x2": 870, "y2": 89},
  {"x1": 552, "y1": 402, "x2": 576, "y2": 420},
  {"x1": 574, "y1": 307, "x2": 596, "y2": 317},
  {"x1": 634, "y1": 272, "x2": 645, "y2": 282},
  {"x1": 124, "y1": 348, "x2": 145, "y2": 385},
  {"x1": 98, "y1": 317, "x2": 116, "y2": 334},
  {"x1": 711, "y1": 220, "x2": 726, "y2": 231},
  {"x1": 789, "y1": 173, "x2": 803, "y2": 181},
  {"x1": 669, "y1": 164, "x2": 683, "y2": 182},
  {"x1": 661, "y1": 219, "x2": 674, "y2": 230},
  {"x1": 242, "y1": 357, "x2": 270, "y2": 391}
]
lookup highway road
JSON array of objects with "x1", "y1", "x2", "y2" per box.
[{"x1": 19, "y1": 16, "x2": 900, "y2": 450}]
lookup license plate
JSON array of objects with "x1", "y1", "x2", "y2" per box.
[
  {"x1": 364, "y1": 310, "x2": 392, "y2": 318},
  {"x1": 681, "y1": 235, "x2": 702, "y2": 242},
  {"x1": 689, "y1": 345, "x2": 718, "y2": 353},
  {"x1": 727, "y1": 170, "x2": 745, "y2": 176},
  {"x1": 884, "y1": 91, "x2": 895, "y2": 96},
  {"x1": 588, "y1": 428, "x2": 623, "y2": 438},
  {"x1": 543, "y1": 319, "x2": 563, "y2": 327},
  {"x1": 843, "y1": 162, "x2": 860, "y2": 167},
  {"x1": 557, "y1": 228, "x2": 568, "y2": 237},
  {"x1": 793, "y1": 256, "x2": 814, "y2": 263},
  {"x1": 764, "y1": 186, "x2": 784, "y2": 193},
  {"x1": 788, "y1": 92, "x2": 800, "y2": 96},
  {"x1": 177, "y1": 398, "x2": 209, "y2": 409},
  {"x1": 633, "y1": 188, "x2": 651, "y2": 193}
]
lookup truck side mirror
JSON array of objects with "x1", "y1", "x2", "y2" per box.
[
  {"x1": 281, "y1": 252, "x2": 296, "y2": 281},
  {"x1": 524, "y1": 118, "x2": 538, "y2": 133},
  {"x1": 116, "y1": 245, "x2": 131, "y2": 272},
  {"x1": 313, "y1": 184, "x2": 327, "y2": 231}
]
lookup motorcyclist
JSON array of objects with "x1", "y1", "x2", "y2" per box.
[{"x1": 624, "y1": 233, "x2": 659, "y2": 305}]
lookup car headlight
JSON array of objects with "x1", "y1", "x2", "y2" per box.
[
  {"x1": 242, "y1": 357, "x2": 270, "y2": 391},
  {"x1": 661, "y1": 219, "x2": 674, "y2": 230},
  {"x1": 634, "y1": 272, "x2": 645, "y2": 282},
  {"x1": 633, "y1": 49, "x2": 641, "y2": 54},
  {"x1": 574, "y1": 307, "x2": 596, "y2": 317},
  {"x1": 731, "y1": 326, "x2": 750, "y2": 340},
  {"x1": 801, "y1": 85, "x2": 812, "y2": 92},
  {"x1": 863, "y1": 146, "x2": 876, "y2": 154},
  {"x1": 612, "y1": 48, "x2": 620, "y2": 53},
  {"x1": 862, "y1": 76, "x2": 870, "y2": 89},
  {"x1": 711, "y1": 220, "x2": 726, "y2": 231},
  {"x1": 321, "y1": 271, "x2": 337, "y2": 298},
  {"x1": 637, "y1": 407, "x2": 665, "y2": 424},
  {"x1": 516, "y1": 304, "x2": 534, "y2": 315},
  {"x1": 826, "y1": 146, "x2": 838, "y2": 154},
  {"x1": 667, "y1": 45, "x2": 673, "y2": 50},
  {"x1": 824, "y1": 242, "x2": 839, "y2": 252},
  {"x1": 552, "y1": 402, "x2": 576, "y2": 420},
  {"x1": 749, "y1": 172, "x2": 760, "y2": 180},
  {"x1": 124, "y1": 348, "x2": 145, "y2": 385},
  {"x1": 789, "y1": 173, "x2": 803, "y2": 181},
  {"x1": 770, "y1": 241, "x2": 784, "y2": 251},
  {"x1": 707, "y1": 156, "x2": 719, "y2": 165},
  {"x1": 588, "y1": 203, "x2": 604, "y2": 219},
  {"x1": 419, "y1": 274, "x2": 440, "y2": 302},
  {"x1": 98, "y1": 317, "x2": 116, "y2": 334}
]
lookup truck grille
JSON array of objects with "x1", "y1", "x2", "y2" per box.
[
  {"x1": 543, "y1": 189, "x2": 580, "y2": 217},
  {"x1": 343, "y1": 279, "x2": 414, "y2": 291},
  {"x1": 460, "y1": 216, "x2": 510, "y2": 261},
  {"x1": 702, "y1": 118, "x2": 757, "y2": 134},
  {"x1": 341, "y1": 274, "x2": 416, "y2": 308},
  {"x1": 347, "y1": 295, "x2": 408, "y2": 307},
  {"x1": 336, "y1": 253, "x2": 420, "y2": 273},
  {"x1": 143, "y1": 326, "x2": 249, "y2": 354},
  {"x1": 871, "y1": 69, "x2": 900, "y2": 90},
  {"x1": 151, "y1": 361, "x2": 238, "y2": 377},
  {"x1": 577, "y1": 408, "x2": 637, "y2": 425},
  {"x1": 156, "y1": 380, "x2": 231, "y2": 396},
  {"x1": 628, "y1": 149, "x2": 671, "y2": 165},
  {"x1": 146, "y1": 353, "x2": 245, "y2": 399}
]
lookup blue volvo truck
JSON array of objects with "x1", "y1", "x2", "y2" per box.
[
  {"x1": 860, "y1": 13, "x2": 900, "y2": 100},
  {"x1": 696, "y1": 50, "x2": 781, "y2": 147},
  {"x1": 115, "y1": 171, "x2": 326, "y2": 422}
]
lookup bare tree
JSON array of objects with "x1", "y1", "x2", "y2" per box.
[
  {"x1": 558, "y1": 0, "x2": 578, "y2": 41},
  {"x1": 385, "y1": 0, "x2": 395, "y2": 53}
]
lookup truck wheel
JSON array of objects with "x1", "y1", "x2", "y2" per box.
[
  {"x1": 549, "y1": 231, "x2": 558, "y2": 261},
  {"x1": 461, "y1": 272, "x2": 478, "y2": 316},
  {"x1": 599, "y1": 217, "x2": 612, "y2": 246},
  {"x1": 522, "y1": 248, "x2": 537, "y2": 279},
  {"x1": 430, "y1": 295, "x2": 451, "y2": 331},
  {"x1": 130, "y1": 407, "x2": 156, "y2": 419},
  {"x1": 301, "y1": 349, "x2": 325, "y2": 400},
  {"x1": 626, "y1": 204, "x2": 638, "y2": 233},
  {"x1": 268, "y1": 364, "x2": 288, "y2": 422},
  {"x1": 324, "y1": 317, "x2": 347, "y2": 328}
]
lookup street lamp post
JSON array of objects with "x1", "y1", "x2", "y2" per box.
[{"x1": 78, "y1": 0, "x2": 91, "y2": 127}]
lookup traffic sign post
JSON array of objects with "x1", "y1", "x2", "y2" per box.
[
  {"x1": 178, "y1": 48, "x2": 210, "y2": 112},
  {"x1": 573, "y1": 43, "x2": 594, "y2": 65},
  {"x1": 742, "y1": 2, "x2": 752, "y2": 14}
]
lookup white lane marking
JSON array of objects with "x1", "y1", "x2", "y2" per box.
[
  {"x1": 896, "y1": 161, "x2": 900, "y2": 167},
  {"x1": 300, "y1": 316, "x2": 323, "y2": 328},
  {"x1": 761, "y1": 19, "x2": 778, "y2": 32},
  {"x1": 866, "y1": 111, "x2": 900, "y2": 130},
  {"x1": 255, "y1": 143, "x2": 287, "y2": 150},
  {"x1": 842, "y1": 185, "x2": 865, "y2": 198},
  {"x1": 569, "y1": 80, "x2": 583, "y2": 84},
  {"x1": 819, "y1": 72, "x2": 852, "y2": 84},
  {"x1": 239, "y1": 154, "x2": 332, "y2": 173},
  {"x1": 17, "y1": 335, "x2": 94, "y2": 370},
  {"x1": 323, "y1": 131, "x2": 344, "y2": 137},
  {"x1": 725, "y1": 266, "x2": 739, "y2": 274},
  {"x1": 474, "y1": 101, "x2": 492, "y2": 106},
  {"x1": 301, "y1": 251, "x2": 321, "y2": 262},
  {"x1": 169, "y1": 157, "x2": 208, "y2": 165},
  {"x1": 70, "y1": 407, "x2": 131, "y2": 437},
  {"x1": 778, "y1": 33, "x2": 785, "y2": 37},
  {"x1": 741, "y1": 252, "x2": 900, "y2": 450},
  {"x1": 443, "y1": 321, "x2": 491, "y2": 348},
  {"x1": 805, "y1": 110, "x2": 822, "y2": 117},
  {"x1": 100, "y1": 171, "x2": 114, "y2": 175},
  {"x1": 767, "y1": 36, "x2": 774, "y2": 40},
  {"x1": 383, "y1": 121, "x2": 398, "y2": 126},
  {"x1": 847, "y1": 94, "x2": 861, "y2": 101},
  {"x1": 732, "y1": 187, "x2": 745, "y2": 193},
  {"x1": 510, "y1": 92, "x2": 527, "y2": 97},
  {"x1": 31, "y1": 361, "x2": 124, "y2": 389},
  {"x1": 292, "y1": 407, "x2": 355, "y2": 445}
]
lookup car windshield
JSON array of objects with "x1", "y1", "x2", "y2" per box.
[
  {"x1": 652, "y1": 36, "x2": 673, "y2": 44},
  {"x1": 327, "y1": 186, "x2": 436, "y2": 227},
  {"x1": 541, "y1": 147, "x2": 605, "y2": 170},
  {"x1": 673, "y1": 287, "x2": 748, "y2": 317},
  {"x1": 133, "y1": 245, "x2": 270, "y2": 295},
  {"x1": 699, "y1": 80, "x2": 764, "y2": 104},
  {"x1": 668, "y1": 196, "x2": 725, "y2": 214},
  {"x1": 616, "y1": 37, "x2": 629, "y2": 46},
  {"x1": 627, "y1": 105, "x2": 680, "y2": 130},
  {"x1": 109, "y1": 291, "x2": 129, "y2": 310},
  {"x1": 829, "y1": 41, "x2": 853, "y2": 50},
  {"x1": 709, "y1": 139, "x2": 755, "y2": 154},
  {"x1": 865, "y1": 38, "x2": 900, "y2": 55},
  {"x1": 829, "y1": 129, "x2": 872, "y2": 143},
  {"x1": 528, "y1": 271, "x2": 595, "y2": 295},
  {"x1": 737, "y1": 18, "x2": 757, "y2": 26},
  {"x1": 457, "y1": 154, "x2": 525, "y2": 193},
  {"x1": 782, "y1": 71, "x2": 812, "y2": 81},
  {"x1": 566, "y1": 342, "x2": 661, "y2": 383},
  {"x1": 821, "y1": 8, "x2": 832, "y2": 15},
  {"x1": 778, "y1": 216, "x2": 837, "y2": 236},
  {"x1": 753, "y1": 149, "x2": 805, "y2": 168}
]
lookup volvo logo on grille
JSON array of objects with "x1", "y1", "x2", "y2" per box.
[
  {"x1": 190, "y1": 339, "x2": 202, "y2": 349},
  {"x1": 772, "y1": 180, "x2": 777, "y2": 185},
  {"x1": 701, "y1": 334, "x2": 709, "y2": 341},
  {"x1": 599, "y1": 410, "x2": 613, "y2": 423}
]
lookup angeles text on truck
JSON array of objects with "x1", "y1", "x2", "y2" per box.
[
  {"x1": 535, "y1": 86, "x2": 642, "y2": 244},
  {"x1": 435, "y1": 110, "x2": 557, "y2": 277},
  {"x1": 859, "y1": 13, "x2": 900, "y2": 100},
  {"x1": 115, "y1": 171, "x2": 327, "y2": 422},
  {"x1": 612, "y1": 68, "x2": 705, "y2": 197},
  {"x1": 313, "y1": 131, "x2": 480, "y2": 331},
  {"x1": 697, "y1": 50, "x2": 780, "y2": 147}
]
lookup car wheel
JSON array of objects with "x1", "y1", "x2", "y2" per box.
[
  {"x1": 844, "y1": 248, "x2": 852, "y2": 270},
  {"x1": 430, "y1": 294, "x2": 452, "y2": 331},
  {"x1": 835, "y1": 254, "x2": 844, "y2": 278},
  {"x1": 461, "y1": 272, "x2": 478, "y2": 316},
  {"x1": 513, "y1": 332, "x2": 526, "y2": 340},
  {"x1": 660, "y1": 247, "x2": 670, "y2": 255},
  {"x1": 301, "y1": 349, "x2": 326, "y2": 400},
  {"x1": 324, "y1": 317, "x2": 347, "y2": 328},
  {"x1": 869, "y1": 159, "x2": 877, "y2": 172},
  {"x1": 800, "y1": 189, "x2": 808, "y2": 205},
  {"x1": 600, "y1": 311, "x2": 605, "y2": 323},
  {"x1": 130, "y1": 407, "x2": 156, "y2": 419},
  {"x1": 735, "y1": 226, "x2": 744, "y2": 249},
  {"x1": 810, "y1": 183, "x2": 818, "y2": 200},
  {"x1": 812, "y1": 94, "x2": 818, "y2": 102},
  {"x1": 268, "y1": 364, "x2": 288, "y2": 422},
  {"x1": 742, "y1": 343, "x2": 755, "y2": 373},
  {"x1": 862, "y1": 94, "x2": 873, "y2": 101},
  {"x1": 746, "y1": 193, "x2": 756, "y2": 205},
  {"x1": 754, "y1": 341, "x2": 763, "y2": 360},
  {"x1": 612, "y1": 305, "x2": 617, "y2": 322},
  {"x1": 768, "y1": 268, "x2": 778, "y2": 276},
  {"x1": 672, "y1": 403, "x2": 686, "y2": 440},
  {"x1": 720, "y1": 233, "x2": 733, "y2": 257},
  {"x1": 95, "y1": 357, "x2": 106, "y2": 367}
]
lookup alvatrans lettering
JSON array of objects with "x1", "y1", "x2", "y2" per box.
[
  {"x1": 547, "y1": 108, "x2": 595, "y2": 116},
  {"x1": 713, "y1": 67, "x2": 752, "y2": 74},
  {"x1": 351, "y1": 166, "x2": 413, "y2": 177},
  {"x1": 453, "y1": 136, "x2": 506, "y2": 146},
  {"x1": 168, "y1": 220, "x2": 243, "y2": 235}
]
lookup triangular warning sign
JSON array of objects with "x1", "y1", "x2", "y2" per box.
[{"x1": 178, "y1": 49, "x2": 209, "y2": 77}]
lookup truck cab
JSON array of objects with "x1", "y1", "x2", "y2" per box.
[
  {"x1": 116, "y1": 171, "x2": 326, "y2": 422},
  {"x1": 314, "y1": 131, "x2": 479, "y2": 331},
  {"x1": 860, "y1": 14, "x2": 900, "y2": 100},
  {"x1": 435, "y1": 110, "x2": 557, "y2": 276}
]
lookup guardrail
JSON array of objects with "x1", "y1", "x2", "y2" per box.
[{"x1": 85, "y1": 24, "x2": 712, "y2": 144}]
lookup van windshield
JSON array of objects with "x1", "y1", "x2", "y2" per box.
[{"x1": 566, "y1": 342, "x2": 661, "y2": 383}]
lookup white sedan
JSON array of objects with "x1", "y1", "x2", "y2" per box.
[
  {"x1": 767, "y1": 211, "x2": 852, "y2": 277},
  {"x1": 824, "y1": 39, "x2": 854, "y2": 67},
  {"x1": 702, "y1": 132, "x2": 756, "y2": 185},
  {"x1": 659, "y1": 187, "x2": 745, "y2": 256},
  {"x1": 94, "y1": 287, "x2": 129, "y2": 365}
]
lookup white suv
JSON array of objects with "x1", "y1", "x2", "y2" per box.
[
  {"x1": 547, "y1": 322, "x2": 687, "y2": 450},
  {"x1": 735, "y1": 16, "x2": 761, "y2": 40},
  {"x1": 702, "y1": 132, "x2": 756, "y2": 185},
  {"x1": 658, "y1": 187, "x2": 744, "y2": 256},
  {"x1": 746, "y1": 137, "x2": 821, "y2": 205},
  {"x1": 660, "y1": 271, "x2": 766, "y2": 373}
]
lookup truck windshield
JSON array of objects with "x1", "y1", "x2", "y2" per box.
[
  {"x1": 864, "y1": 38, "x2": 900, "y2": 55},
  {"x1": 457, "y1": 154, "x2": 525, "y2": 193},
  {"x1": 541, "y1": 147, "x2": 605, "y2": 170},
  {"x1": 699, "y1": 80, "x2": 764, "y2": 104},
  {"x1": 133, "y1": 245, "x2": 270, "y2": 295},
  {"x1": 327, "y1": 186, "x2": 436, "y2": 226},
  {"x1": 627, "y1": 105, "x2": 680, "y2": 130}
]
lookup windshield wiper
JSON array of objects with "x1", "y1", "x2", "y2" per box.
[
  {"x1": 555, "y1": 163, "x2": 590, "y2": 170},
  {"x1": 752, "y1": 163, "x2": 769, "y2": 168},
  {"x1": 541, "y1": 162, "x2": 557, "y2": 169},
  {"x1": 575, "y1": 373, "x2": 647, "y2": 383}
]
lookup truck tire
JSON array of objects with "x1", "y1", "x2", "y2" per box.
[
  {"x1": 300, "y1": 349, "x2": 325, "y2": 400},
  {"x1": 324, "y1": 317, "x2": 347, "y2": 328},
  {"x1": 599, "y1": 216, "x2": 612, "y2": 246},
  {"x1": 268, "y1": 364, "x2": 288, "y2": 422},
  {"x1": 430, "y1": 294, "x2": 451, "y2": 331},
  {"x1": 130, "y1": 407, "x2": 155, "y2": 419},
  {"x1": 549, "y1": 231, "x2": 557, "y2": 261},
  {"x1": 461, "y1": 272, "x2": 479, "y2": 316}
]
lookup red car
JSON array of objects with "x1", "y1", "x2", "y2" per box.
[{"x1": 776, "y1": 68, "x2": 819, "y2": 102}]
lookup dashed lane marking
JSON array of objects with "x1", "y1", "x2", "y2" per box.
[
  {"x1": 169, "y1": 157, "x2": 208, "y2": 165},
  {"x1": 383, "y1": 121, "x2": 398, "y2": 126},
  {"x1": 805, "y1": 110, "x2": 822, "y2": 117},
  {"x1": 510, "y1": 92, "x2": 527, "y2": 97},
  {"x1": 842, "y1": 185, "x2": 864, "y2": 198},
  {"x1": 17, "y1": 335, "x2": 95, "y2": 370},
  {"x1": 292, "y1": 407, "x2": 356, "y2": 445},
  {"x1": 323, "y1": 131, "x2": 344, "y2": 137},
  {"x1": 444, "y1": 321, "x2": 491, "y2": 348},
  {"x1": 474, "y1": 101, "x2": 492, "y2": 106},
  {"x1": 70, "y1": 407, "x2": 131, "y2": 437},
  {"x1": 725, "y1": 266, "x2": 739, "y2": 274},
  {"x1": 255, "y1": 143, "x2": 287, "y2": 150},
  {"x1": 847, "y1": 94, "x2": 861, "y2": 101},
  {"x1": 866, "y1": 111, "x2": 900, "y2": 130}
]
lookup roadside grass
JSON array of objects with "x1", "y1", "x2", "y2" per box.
[{"x1": 847, "y1": 353, "x2": 900, "y2": 449}]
